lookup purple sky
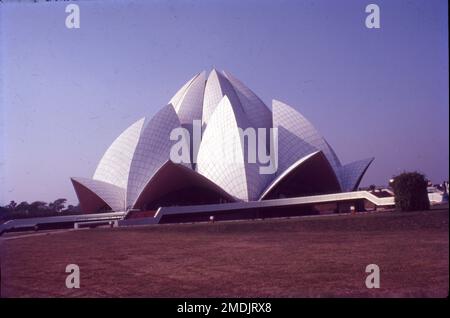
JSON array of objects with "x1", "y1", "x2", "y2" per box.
[{"x1": 0, "y1": 0, "x2": 448, "y2": 205}]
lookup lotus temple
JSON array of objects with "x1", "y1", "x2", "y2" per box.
[{"x1": 65, "y1": 69, "x2": 392, "y2": 223}]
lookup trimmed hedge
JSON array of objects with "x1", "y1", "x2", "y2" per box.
[{"x1": 392, "y1": 172, "x2": 430, "y2": 212}]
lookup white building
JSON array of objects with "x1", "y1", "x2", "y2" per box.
[{"x1": 71, "y1": 69, "x2": 374, "y2": 213}]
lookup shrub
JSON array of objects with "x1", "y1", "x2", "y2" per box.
[{"x1": 391, "y1": 172, "x2": 430, "y2": 211}]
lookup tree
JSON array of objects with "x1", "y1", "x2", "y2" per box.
[
  {"x1": 15, "y1": 201, "x2": 30, "y2": 212},
  {"x1": 0, "y1": 206, "x2": 8, "y2": 215},
  {"x1": 6, "y1": 200, "x2": 17, "y2": 210},
  {"x1": 64, "y1": 204, "x2": 80, "y2": 213},
  {"x1": 29, "y1": 201, "x2": 48, "y2": 213},
  {"x1": 49, "y1": 198, "x2": 67, "y2": 212},
  {"x1": 391, "y1": 172, "x2": 430, "y2": 212}
]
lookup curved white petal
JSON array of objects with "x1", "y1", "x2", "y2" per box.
[
  {"x1": 126, "y1": 104, "x2": 186, "y2": 209},
  {"x1": 197, "y1": 96, "x2": 269, "y2": 201},
  {"x1": 338, "y1": 158, "x2": 374, "y2": 192},
  {"x1": 169, "y1": 73, "x2": 198, "y2": 110},
  {"x1": 197, "y1": 96, "x2": 248, "y2": 200},
  {"x1": 202, "y1": 69, "x2": 244, "y2": 129},
  {"x1": 93, "y1": 118, "x2": 145, "y2": 189},
  {"x1": 174, "y1": 71, "x2": 206, "y2": 125},
  {"x1": 275, "y1": 126, "x2": 318, "y2": 177},
  {"x1": 71, "y1": 177, "x2": 125, "y2": 212},
  {"x1": 223, "y1": 71, "x2": 272, "y2": 129},
  {"x1": 272, "y1": 99, "x2": 341, "y2": 172}
]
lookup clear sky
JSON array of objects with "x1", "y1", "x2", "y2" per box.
[{"x1": 0, "y1": 0, "x2": 448, "y2": 205}]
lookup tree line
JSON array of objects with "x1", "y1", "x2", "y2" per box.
[{"x1": 0, "y1": 199, "x2": 80, "y2": 223}]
